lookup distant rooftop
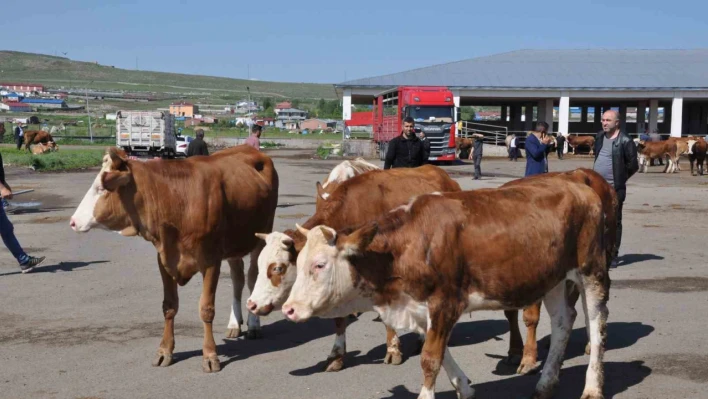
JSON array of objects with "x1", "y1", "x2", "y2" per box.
[{"x1": 337, "y1": 49, "x2": 708, "y2": 90}]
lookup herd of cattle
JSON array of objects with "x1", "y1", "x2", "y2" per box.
[{"x1": 69, "y1": 145, "x2": 634, "y2": 399}]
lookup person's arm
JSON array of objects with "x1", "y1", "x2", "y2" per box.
[
  {"x1": 383, "y1": 139, "x2": 396, "y2": 169},
  {"x1": 0, "y1": 153, "x2": 11, "y2": 198},
  {"x1": 625, "y1": 137, "x2": 639, "y2": 179},
  {"x1": 202, "y1": 141, "x2": 209, "y2": 156},
  {"x1": 525, "y1": 136, "x2": 547, "y2": 160}
]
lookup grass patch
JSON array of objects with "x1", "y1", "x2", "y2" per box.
[{"x1": 0, "y1": 147, "x2": 105, "y2": 171}]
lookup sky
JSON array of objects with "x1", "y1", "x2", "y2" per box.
[{"x1": 2, "y1": 0, "x2": 707, "y2": 84}]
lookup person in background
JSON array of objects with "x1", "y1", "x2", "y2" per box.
[
  {"x1": 0, "y1": 150, "x2": 46, "y2": 273},
  {"x1": 555, "y1": 133, "x2": 566, "y2": 160},
  {"x1": 14, "y1": 123, "x2": 24, "y2": 151},
  {"x1": 471, "y1": 133, "x2": 484, "y2": 179},
  {"x1": 418, "y1": 130, "x2": 431, "y2": 164},
  {"x1": 509, "y1": 134, "x2": 519, "y2": 161},
  {"x1": 525, "y1": 121, "x2": 553, "y2": 176},
  {"x1": 245, "y1": 124, "x2": 262, "y2": 150},
  {"x1": 186, "y1": 129, "x2": 209, "y2": 157},
  {"x1": 384, "y1": 116, "x2": 425, "y2": 169}
]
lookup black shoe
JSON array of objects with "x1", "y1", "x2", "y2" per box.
[{"x1": 20, "y1": 256, "x2": 45, "y2": 273}]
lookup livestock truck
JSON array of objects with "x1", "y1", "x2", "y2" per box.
[
  {"x1": 116, "y1": 111, "x2": 177, "y2": 158},
  {"x1": 373, "y1": 86, "x2": 457, "y2": 163}
]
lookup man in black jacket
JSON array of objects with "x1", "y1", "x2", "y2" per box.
[
  {"x1": 384, "y1": 116, "x2": 425, "y2": 169},
  {"x1": 593, "y1": 110, "x2": 639, "y2": 266},
  {"x1": 186, "y1": 129, "x2": 209, "y2": 157},
  {"x1": 419, "y1": 130, "x2": 431, "y2": 164}
]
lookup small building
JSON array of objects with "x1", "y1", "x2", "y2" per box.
[
  {"x1": 1, "y1": 92, "x2": 22, "y2": 102},
  {"x1": 301, "y1": 118, "x2": 337, "y2": 131},
  {"x1": 20, "y1": 98, "x2": 67, "y2": 109},
  {"x1": 274, "y1": 101, "x2": 292, "y2": 114},
  {"x1": 170, "y1": 101, "x2": 198, "y2": 117},
  {"x1": 0, "y1": 102, "x2": 32, "y2": 112},
  {"x1": 0, "y1": 83, "x2": 44, "y2": 95}
]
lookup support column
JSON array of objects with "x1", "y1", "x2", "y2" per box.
[
  {"x1": 544, "y1": 98, "x2": 554, "y2": 133},
  {"x1": 619, "y1": 103, "x2": 627, "y2": 133},
  {"x1": 649, "y1": 99, "x2": 659, "y2": 133},
  {"x1": 510, "y1": 105, "x2": 522, "y2": 131},
  {"x1": 581, "y1": 106, "x2": 588, "y2": 123},
  {"x1": 670, "y1": 93, "x2": 683, "y2": 137},
  {"x1": 701, "y1": 105, "x2": 708, "y2": 135},
  {"x1": 558, "y1": 93, "x2": 570, "y2": 135},
  {"x1": 594, "y1": 106, "x2": 602, "y2": 132},
  {"x1": 688, "y1": 103, "x2": 700, "y2": 135},
  {"x1": 342, "y1": 89, "x2": 352, "y2": 121},
  {"x1": 524, "y1": 103, "x2": 534, "y2": 131},
  {"x1": 636, "y1": 101, "x2": 647, "y2": 134},
  {"x1": 500, "y1": 105, "x2": 507, "y2": 123},
  {"x1": 452, "y1": 90, "x2": 460, "y2": 123}
]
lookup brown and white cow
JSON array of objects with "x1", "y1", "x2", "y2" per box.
[
  {"x1": 315, "y1": 157, "x2": 380, "y2": 209},
  {"x1": 566, "y1": 134, "x2": 596, "y2": 155},
  {"x1": 248, "y1": 164, "x2": 462, "y2": 372},
  {"x1": 70, "y1": 145, "x2": 279, "y2": 372},
  {"x1": 687, "y1": 137, "x2": 707, "y2": 176},
  {"x1": 500, "y1": 168, "x2": 618, "y2": 374},
  {"x1": 667, "y1": 136, "x2": 696, "y2": 171},
  {"x1": 283, "y1": 174, "x2": 609, "y2": 399},
  {"x1": 636, "y1": 140, "x2": 678, "y2": 173},
  {"x1": 30, "y1": 142, "x2": 56, "y2": 154}
]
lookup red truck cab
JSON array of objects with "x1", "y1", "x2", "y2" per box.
[{"x1": 372, "y1": 86, "x2": 457, "y2": 163}]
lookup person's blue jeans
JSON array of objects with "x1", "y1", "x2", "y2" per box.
[{"x1": 0, "y1": 203, "x2": 29, "y2": 264}]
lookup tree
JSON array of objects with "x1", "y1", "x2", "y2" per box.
[
  {"x1": 291, "y1": 99, "x2": 301, "y2": 109},
  {"x1": 262, "y1": 97, "x2": 273, "y2": 110},
  {"x1": 263, "y1": 106, "x2": 276, "y2": 118}
]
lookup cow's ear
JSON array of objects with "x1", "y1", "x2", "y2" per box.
[
  {"x1": 339, "y1": 222, "x2": 378, "y2": 257},
  {"x1": 316, "y1": 181, "x2": 325, "y2": 199},
  {"x1": 108, "y1": 147, "x2": 127, "y2": 170},
  {"x1": 102, "y1": 171, "x2": 131, "y2": 192}
]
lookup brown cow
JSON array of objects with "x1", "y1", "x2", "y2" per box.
[
  {"x1": 30, "y1": 142, "x2": 55, "y2": 155},
  {"x1": 636, "y1": 140, "x2": 678, "y2": 173},
  {"x1": 69, "y1": 145, "x2": 279, "y2": 372},
  {"x1": 688, "y1": 138, "x2": 707, "y2": 176},
  {"x1": 566, "y1": 134, "x2": 596, "y2": 155},
  {"x1": 23, "y1": 130, "x2": 55, "y2": 151},
  {"x1": 284, "y1": 173, "x2": 609, "y2": 399},
  {"x1": 500, "y1": 168, "x2": 618, "y2": 374},
  {"x1": 667, "y1": 136, "x2": 695, "y2": 171},
  {"x1": 248, "y1": 164, "x2": 462, "y2": 372}
]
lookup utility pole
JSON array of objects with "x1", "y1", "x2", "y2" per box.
[{"x1": 84, "y1": 80, "x2": 93, "y2": 144}]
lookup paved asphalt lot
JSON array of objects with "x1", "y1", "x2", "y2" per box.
[{"x1": 1, "y1": 149, "x2": 707, "y2": 399}]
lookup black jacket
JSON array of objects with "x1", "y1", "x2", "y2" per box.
[
  {"x1": 593, "y1": 130, "x2": 639, "y2": 193},
  {"x1": 186, "y1": 137, "x2": 209, "y2": 157},
  {"x1": 384, "y1": 133, "x2": 425, "y2": 169}
]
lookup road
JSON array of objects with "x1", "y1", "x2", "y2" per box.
[{"x1": 1, "y1": 150, "x2": 706, "y2": 399}]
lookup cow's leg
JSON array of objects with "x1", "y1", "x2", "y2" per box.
[
  {"x1": 153, "y1": 256, "x2": 178, "y2": 368},
  {"x1": 200, "y1": 265, "x2": 221, "y2": 373},
  {"x1": 441, "y1": 347, "x2": 475, "y2": 399},
  {"x1": 325, "y1": 317, "x2": 347, "y2": 372},
  {"x1": 417, "y1": 305, "x2": 460, "y2": 399},
  {"x1": 532, "y1": 280, "x2": 576, "y2": 399},
  {"x1": 226, "y1": 258, "x2": 245, "y2": 338},
  {"x1": 503, "y1": 310, "x2": 523, "y2": 365},
  {"x1": 383, "y1": 324, "x2": 404, "y2": 365},
  {"x1": 245, "y1": 244, "x2": 263, "y2": 339},
  {"x1": 579, "y1": 274, "x2": 610, "y2": 399},
  {"x1": 518, "y1": 303, "x2": 541, "y2": 375},
  {"x1": 690, "y1": 157, "x2": 697, "y2": 176}
]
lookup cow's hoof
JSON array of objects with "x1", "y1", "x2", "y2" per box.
[
  {"x1": 504, "y1": 354, "x2": 522, "y2": 366},
  {"x1": 225, "y1": 327, "x2": 242, "y2": 339},
  {"x1": 202, "y1": 355, "x2": 221, "y2": 373},
  {"x1": 580, "y1": 390, "x2": 604, "y2": 399},
  {"x1": 383, "y1": 351, "x2": 403, "y2": 365},
  {"x1": 152, "y1": 349, "x2": 173, "y2": 367},
  {"x1": 325, "y1": 357, "x2": 344, "y2": 372},
  {"x1": 246, "y1": 329, "x2": 263, "y2": 340},
  {"x1": 517, "y1": 358, "x2": 540, "y2": 375},
  {"x1": 585, "y1": 342, "x2": 591, "y2": 355}
]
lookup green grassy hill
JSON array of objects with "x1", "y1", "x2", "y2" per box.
[{"x1": 0, "y1": 51, "x2": 336, "y2": 99}]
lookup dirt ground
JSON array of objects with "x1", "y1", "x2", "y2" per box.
[{"x1": 1, "y1": 149, "x2": 707, "y2": 399}]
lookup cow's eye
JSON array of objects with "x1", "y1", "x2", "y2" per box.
[
  {"x1": 315, "y1": 263, "x2": 326, "y2": 269},
  {"x1": 273, "y1": 266, "x2": 283, "y2": 274}
]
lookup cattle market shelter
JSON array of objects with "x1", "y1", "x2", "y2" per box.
[{"x1": 335, "y1": 49, "x2": 708, "y2": 137}]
